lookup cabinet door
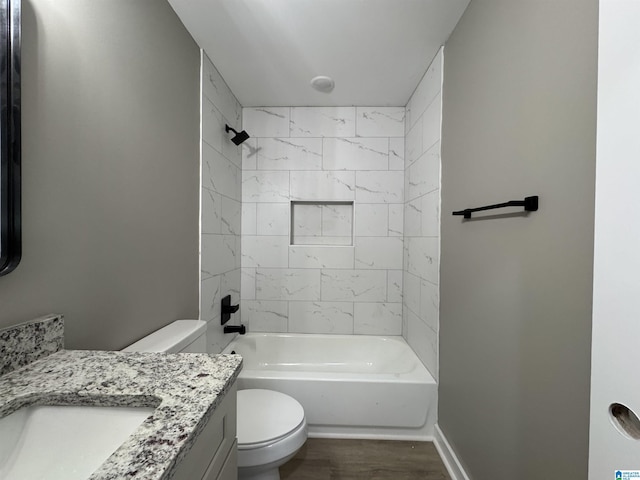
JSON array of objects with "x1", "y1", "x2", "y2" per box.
[
  {"x1": 203, "y1": 440, "x2": 237, "y2": 480},
  {"x1": 171, "y1": 384, "x2": 237, "y2": 480}
]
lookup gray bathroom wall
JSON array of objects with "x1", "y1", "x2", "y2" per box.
[
  {"x1": 439, "y1": 0, "x2": 597, "y2": 479},
  {"x1": 0, "y1": 0, "x2": 200, "y2": 349}
]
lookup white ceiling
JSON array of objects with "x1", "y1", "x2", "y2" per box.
[{"x1": 168, "y1": 0, "x2": 470, "y2": 107}]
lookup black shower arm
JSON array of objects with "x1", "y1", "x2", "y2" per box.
[{"x1": 225, "y1": 124, "x2": 239, "y2": 135}]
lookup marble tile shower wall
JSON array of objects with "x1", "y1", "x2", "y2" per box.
[
  {"x1": 403, "y1": 48, "x2": 443, "y2": 379},
  {"x1": 200, "y1": 52, "x2": 243, "y2": 353},
  {"x1": 240, "y1": 106, "x2": 405, "y2": 335}
]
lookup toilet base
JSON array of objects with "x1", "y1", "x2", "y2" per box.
[
  {"x1": 238, "y1": 448, "x2": 300, "y2": 480},
  {"x1": 238, "y1": 466, "x2": 281, "y2": 480}
]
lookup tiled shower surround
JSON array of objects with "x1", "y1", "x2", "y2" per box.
[
  {"x1": 200, "y1": 52, "x2": 243, "y2": 353},
  {"x1": 403, "y1": 49, "x2": 443, "y2": 379},
  {"x1": 241, "y1": 106, "x2": 406, "y2": 335},
  {"x1": 200, "y1": 49, "x2": 442, "y2": 380}
]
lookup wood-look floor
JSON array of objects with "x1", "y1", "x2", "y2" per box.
[{"x1": 280, "y1": 439, "x2": 451, "y2": 480}]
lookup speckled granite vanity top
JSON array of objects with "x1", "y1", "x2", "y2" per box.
[{"x1": 0, "y1": 315, "x2": 242, "y2": 480}]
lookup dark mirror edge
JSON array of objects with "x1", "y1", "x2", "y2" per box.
[{"x1": 0, "y1": 0, "x2": 21, "y2": 277}]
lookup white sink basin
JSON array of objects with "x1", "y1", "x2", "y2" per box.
[{"x1": 0, "y1": 404, "x2": 155, "y2": 480}]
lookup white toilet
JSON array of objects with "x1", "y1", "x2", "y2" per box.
[
  {"x1": 123, "y1": 320, "x2": 307, "y2": 480},
  {"x1": 236, "y1": 389, "x2": 307, "y2": 480}
]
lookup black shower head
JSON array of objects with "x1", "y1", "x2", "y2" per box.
[{"x1": 225, "y1": 124, "x2": 250, "y2": 145}]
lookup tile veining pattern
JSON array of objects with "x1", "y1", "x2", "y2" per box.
[
  {"x1": 0, "y1": 315, "x2": 64, "y2": 376},
  {"x1": 201, "y1": 52, "x2": 243, "y2": 353},
  {"x1": 241, "y1": 106, "x2": 405, "y2": 335},
  {"x1": 403, "y1": 49, "x2": 443, "y2": 379},
  {"x1": 0, "y1": 319, "x2": 242, "y2": 480}
]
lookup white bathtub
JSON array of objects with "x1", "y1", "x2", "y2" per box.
[{"x1": 223, "y1": 333, "x2": 437, "y2": 440}]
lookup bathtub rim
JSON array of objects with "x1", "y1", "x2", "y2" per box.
[{"x1": 222, "y1": 331, "x2": 436, "y2": 383}]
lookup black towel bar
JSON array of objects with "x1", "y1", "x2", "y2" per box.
[{"x1": 452, "y1": 196, "x2": 538, "y2": 219}]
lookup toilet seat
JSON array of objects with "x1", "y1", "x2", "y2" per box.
[{"x1": 237, "y1": 389, "x2": 306, "y2": 449}]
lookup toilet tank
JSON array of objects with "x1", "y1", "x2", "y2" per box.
[{"x1": 122, "y1": 320, "x2": 207, "y2": 353}]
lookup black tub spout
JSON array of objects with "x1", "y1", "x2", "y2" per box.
[{"x1": 224, "y1": 324, "x2": 246, "y2": 335}]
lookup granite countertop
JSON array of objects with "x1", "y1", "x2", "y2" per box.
[{"x1": 0, "y1": 347, "x2": 243, "y2": 480}]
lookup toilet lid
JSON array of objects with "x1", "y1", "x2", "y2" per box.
[{"x1": 237, "y1": 389, "x2": 305, "y2": 447}]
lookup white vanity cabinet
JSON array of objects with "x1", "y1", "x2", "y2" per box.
[{"x1": 170, "y1": 384, "x2": 238, "y2": 480}]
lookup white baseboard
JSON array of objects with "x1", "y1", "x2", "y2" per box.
[
  {"x1": 308, "y1": 422, "x2": 434, "y2": 442},
  {"x1": 433, "y1": 424, "x2": 471, "y2": 480}
]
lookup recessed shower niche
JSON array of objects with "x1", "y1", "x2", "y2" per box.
[{"x1": 290, "y1": 201, "x2": 354, "y2": 246}]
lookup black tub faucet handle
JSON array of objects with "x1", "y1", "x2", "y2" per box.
[{"x1": 221, "y1": 295, "x2": 239, "y2": 325}]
